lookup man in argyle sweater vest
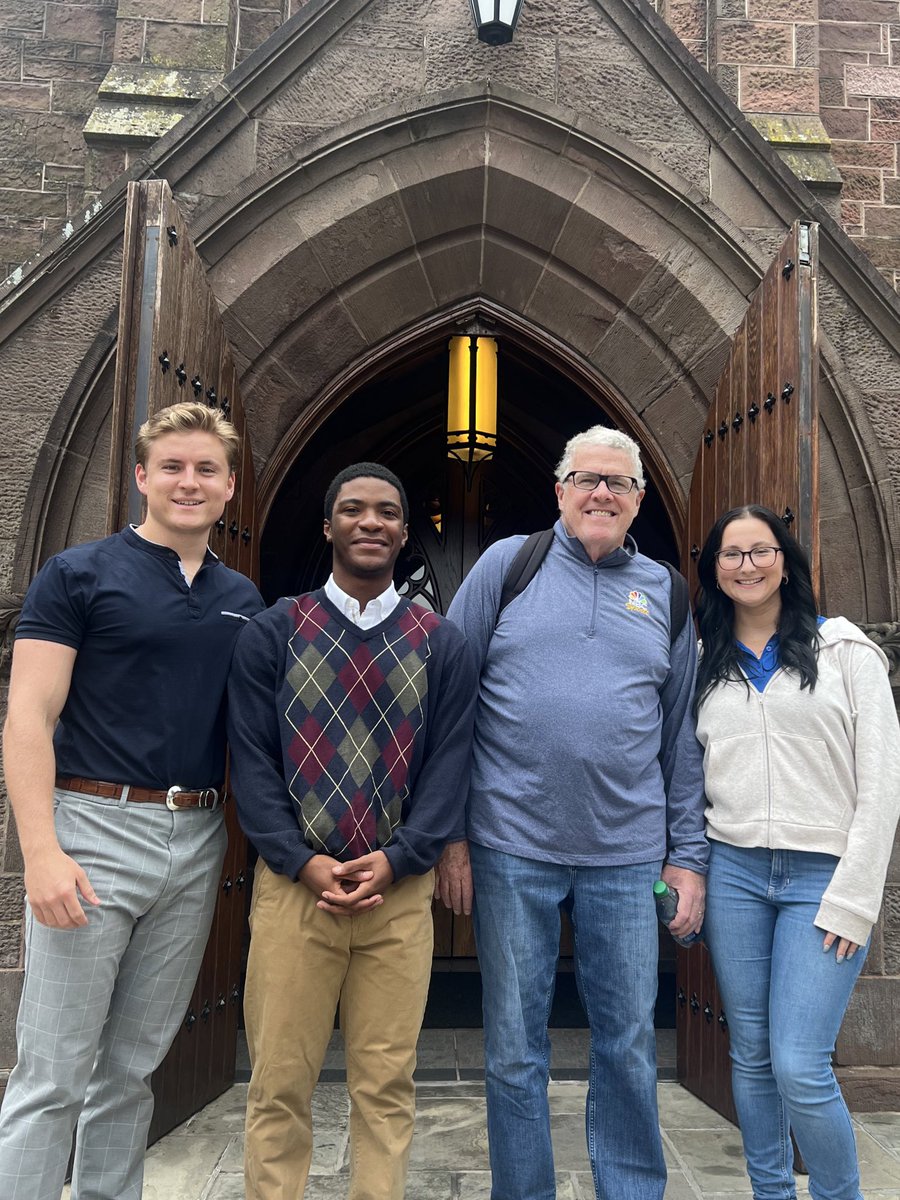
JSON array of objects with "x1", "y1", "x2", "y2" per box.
[{"x1": 227, "y1": 464, "x2": 477, "y2": 1200}]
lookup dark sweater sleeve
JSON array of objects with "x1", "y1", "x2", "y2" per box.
[
  {"x1": 226, "y1": 607, "x2": 315, "y2": 882},
  {"x1": 381, "y1": 622, "x2": 478, "y2": 880},
  {"x1": 658, "y1": 611, "x2": 709, "y2": 875}
]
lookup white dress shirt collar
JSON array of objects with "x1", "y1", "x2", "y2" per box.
[{"x1": 324, "y1": 574, "x2": 402, "y2": 630}]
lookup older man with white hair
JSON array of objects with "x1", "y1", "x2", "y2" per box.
[{"x1": 437, "y1": 425, "x2": 708, "y2": 1200}]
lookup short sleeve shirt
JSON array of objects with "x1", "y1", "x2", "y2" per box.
[{"x1": 16, "y1": 527, "x2": 264, "y2": 788}]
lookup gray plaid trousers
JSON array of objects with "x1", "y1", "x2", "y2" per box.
[{"x1": 0, "y1": 788, "x2": 226, "y2": 1200}]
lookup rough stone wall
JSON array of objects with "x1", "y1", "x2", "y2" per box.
[
  {"x1": 706, "y1": 0, "x2": 820, "y2": 117},
  {"x1": 0, "y1": 0, "x2": 296, "y2": 279},
  {"x1": 660, "y1": 0, "x2": 707, "y2": 65},
  {"x1": 818, "y1": 1, "x2": 900, "y2": 289},
  {"x1": 0, "y1": 0, "x2": 897, "y2": 1103},
  {"x1": 235, "y1": 0, "x2": 292, "y2": 64},
  {"x1": 657, "y1": 0, "x2": 900, "y2": 285},
  {"x1": 0, "y1": 0, "x2": 118, "y2": 279},
  {"x1": 2, "y1": 0, "x2": 900, "y2": 284}
]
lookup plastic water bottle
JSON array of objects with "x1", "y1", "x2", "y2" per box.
[{"x1": 653, "y1": 880, "x2": 700, "y2": 948}]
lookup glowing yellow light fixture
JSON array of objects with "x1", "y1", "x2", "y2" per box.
[{"x1": 447, "y1": 335, "x2": 498, "y2": 470}]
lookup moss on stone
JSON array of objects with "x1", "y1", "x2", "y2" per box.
[
  {"x1": 776, "y1": 146, "x2": 843, "y2": 187},
  {"x1": 83, "y1": 101, "x2": 192, "y2": 144},
  {"x1": 98, "y1": 65, "x2": 222, "y2": 103},
  {"x1": 748, "y1": 113, "x2": 831, "y2": 148}
]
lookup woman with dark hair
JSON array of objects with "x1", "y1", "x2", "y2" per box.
[{"x1": 694, "y1": 504, "x2": 900, "y2": 1200}]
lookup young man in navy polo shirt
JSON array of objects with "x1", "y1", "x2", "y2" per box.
[{"x1": 0, "y1": 401, "x2": 263, "y2": 1200}]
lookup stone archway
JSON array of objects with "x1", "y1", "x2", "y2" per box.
[
  {"x1": 257, "y1": 312, "x2": 682, "y2": 607},
  {"x1": 1, "y1": 17, "x2": 899, "y2": 1101}
]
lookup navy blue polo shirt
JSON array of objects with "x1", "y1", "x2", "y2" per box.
[{"x1": 16, "y1": 526, "x2": 264, "y2": 789}]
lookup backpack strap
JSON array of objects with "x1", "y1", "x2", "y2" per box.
[
  {"x1": 497, "y1": 528, "x2": 555, "y2": 617},
  {"x1": 658, "y1": 560, "x2": 690, "y2": 644},
  {"x1": 496, "y1": 533, "x2": 690, "y2": 647}
]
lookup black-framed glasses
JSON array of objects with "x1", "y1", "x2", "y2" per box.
[
  {"x1": 561, "y1": 471, "x2": 640, "y2": 495},
  {"x1": 715, "y1": 547, "x2": 783, "y2": 570}
]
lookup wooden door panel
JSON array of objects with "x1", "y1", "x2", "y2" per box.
[
  {"x1": 678, "y1": 221, "x2": 819, "y2": 1122},
  {"x1": 109, "y1": 179, "x2": 260, "y2": 1143}
]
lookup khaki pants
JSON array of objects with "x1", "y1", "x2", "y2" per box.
[{"x1": 243, "y1": 861, "x2": 435, "y2": 1200}]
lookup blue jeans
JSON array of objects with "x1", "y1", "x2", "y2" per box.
[
  {"x1": 704, "y1": 842, "x2": 868, "y2": 1200},
  {"x1": 470, "y1": 843, "x2": 665, "y2": 1200}
]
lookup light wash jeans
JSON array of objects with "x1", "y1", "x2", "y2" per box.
[
  {"x1": 470, "y1": 842, "x2": 665, "y2": 1200},
  {"x1": 704, "y1": 841, "x2": 867, "y2": 1200}
]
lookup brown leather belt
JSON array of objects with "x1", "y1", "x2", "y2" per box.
[{"x1": 55, "y1": 775, "x2": 222, "y2": 811}]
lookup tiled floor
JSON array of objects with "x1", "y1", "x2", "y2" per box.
[{"x1": 124, "y1": 1028, "x2": 900, "y2": 1200}]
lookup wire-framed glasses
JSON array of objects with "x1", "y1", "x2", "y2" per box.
[
  {"x1": 561, "y1": 471, "x2": 640, "y2": 495},
  {"x1": 715, "y1": 547, "x2": 783, "y2": 570}
]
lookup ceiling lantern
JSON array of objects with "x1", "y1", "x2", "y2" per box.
[{"x1": 447, "y1": 335, "x2": 498, "y2": 475}]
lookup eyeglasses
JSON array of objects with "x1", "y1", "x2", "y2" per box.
[
  {"x1": 715, "y1": 547, "x2": 783, "y2": 570},
  {"x1": 561, "y1": 471, "x2": 640, "y2": 495}
]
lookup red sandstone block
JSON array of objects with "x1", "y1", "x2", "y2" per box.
[
  {"x1": 0, "y1": 185, "x2": 66, "y2": 218},
  {"x1": 0, "y1": 158, "x2": 41, "y2": 189},
  {"x1": 832, "y1": 139, "x2": 896, "y2": 168},
  {"x1": 716, "y1": 63, "x2": 740, "y2": 103},
  {"x1": 238, "y1": 9, "x2": 282, "y2": 53},
  {"x1": 839, "y1": 164, "x2": 884, "y2": 199},
  {"x1": 819, "y1": 48, "x2": 868, "y2": 81},
  {"x1": 872, "y1": 96, "x2": 900, "y2": 119},
  {"x1": 820, "y1": 0, "x2": 898, "y2": 19},
  {"x1": 113, "y1": 18, "x2": 145, "y2": 64},
  {"x1": 884, "y1": 176, "x2": 900, "y2": 203},
  {"x1": 0, "y1": 39, "x2": 21, "y2": 84},
  {"x1": 0, "y1": 81, "x2": 48, "y2": 110},
  {"x1": 819, "y1": 21, "x2": 884, "y2": 53},
  {"x1": 663, "y1": 0, "x2": 708, "y2": 43},
  {"x1": 870, "y1": 120, "x2": 900, "y2": 143},
  {"x1": 144, "y1": 22, "x2": 227, "y2": 71},
  {"x1": 0, "y1": 2, "x2": 43, "y2": 37},
  {"x1": 865, "y1": 204, "x2": 900, "y2": 235},
  {"x1": 681, "y1": 38, "x2": 707, "y2": 64},
  {"x1": 749, "y1": 0, "x2": 815, "y2": 19},
  {"x1": 740, "y1": 65, "x2": 819, "y2": 111},
  {"x1": 841, "y1": 199, "x2": 863, "y2": 225},
  {"x1": 819, "y1": 78, "x2": 846, "y2": 106},
  {"x1": 716, "y1": 20, "x2": 793, "y2": 67},
  {"x1": 853, "y1": 236, "x2": 900, "y2": 269},
  {"x1": 822, "y1": 105, "x2": 869, "y2": 139},
  {"x1": 118, "y1": 0, "x2": 203, "y2": 20},
  {"x1": 44, "y1": 3, "x2": 110, "y2": 46},
  {"x1": 845, "y1": 64, "x2": 900, "y2": 96},
  {"x1": 796, "y1": 23, "x2": 818, "y2": 69}
]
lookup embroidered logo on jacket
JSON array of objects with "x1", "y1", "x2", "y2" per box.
[{"x1": 625, "y1": 590, "x2": 649, "y2": 616}]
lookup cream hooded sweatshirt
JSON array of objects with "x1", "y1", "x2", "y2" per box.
[{"x1": 697, "y1": 617, "x2": 900, "y2": 946}]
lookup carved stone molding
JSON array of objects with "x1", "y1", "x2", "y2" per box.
[{"x1": 859, "y1": 622, "x2": 900, "y2": 685}]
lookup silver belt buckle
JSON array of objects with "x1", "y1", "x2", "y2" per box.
[
  {"x1": 166, "y1": 785, "x2": 220, "y2": 811},
  {"x1": 166, "y1": 785, "x2": 187, "y2": 811}
]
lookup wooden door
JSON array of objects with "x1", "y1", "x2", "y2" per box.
[
  {"x1": 107, "y1": 179, "x2": 260, "y2": 1142},
  {"x1": 677, "y1": 220, "x2": 819, "y2": 1122}
]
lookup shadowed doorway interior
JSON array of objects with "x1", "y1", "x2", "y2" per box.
[{"x1": 259, "y1": 334, "x2": 680, "y2": 1027}]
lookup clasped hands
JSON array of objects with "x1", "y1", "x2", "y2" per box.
[{"x1": 298, "y1": 850, "x2": 394, "y2": 915}]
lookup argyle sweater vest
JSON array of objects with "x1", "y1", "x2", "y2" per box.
[{"x1": 285, "y1": 593, "x2": 441, "y2": 861}]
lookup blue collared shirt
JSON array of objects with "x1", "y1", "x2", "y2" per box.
[{"x1": 736, "y1": 616, "x2": 827, "y2": 691}]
